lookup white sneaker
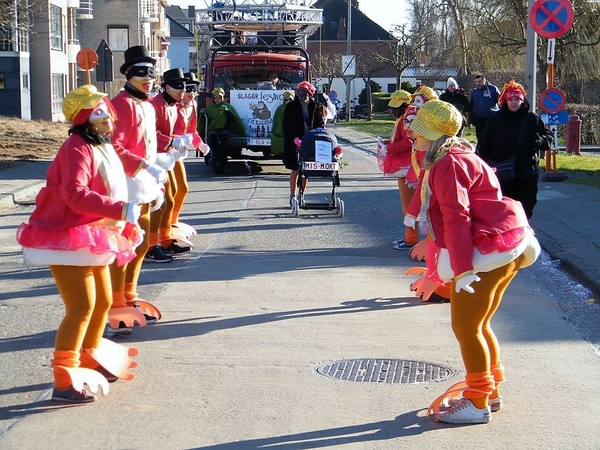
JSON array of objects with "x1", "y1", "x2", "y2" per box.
[
  {"x1": 447, "y1": 396, "x2": 503, "y2": 412},
  {"x1": 437, "y1": 398, "x2": 492, "y2": 424}
]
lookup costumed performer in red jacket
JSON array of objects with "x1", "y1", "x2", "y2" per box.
[
  {"x1": 147, "y1": 68, "x2": 194, "y2": 261},
  {"x1": 170, "y1": 71, "x2": 210, "y2": 239},
  {"x1": 16, "y1": 85, "x2": 140, "y2": 402},
  {"x1": 406, "y1": 100, "x2": 540, "y2": 424},
  {"x1": 109, "y1": 45, "x2": 170, "y2": 334}
]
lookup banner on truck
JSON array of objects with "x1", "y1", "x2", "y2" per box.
[{"x1": 229, "y1": 90, "x2": 285, "y2": 146}]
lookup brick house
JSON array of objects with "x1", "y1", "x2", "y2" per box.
[{"x1": 307, "y1": 0, "x2": 398, "y2": 106}]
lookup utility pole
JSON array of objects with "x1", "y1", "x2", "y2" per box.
[
  {"x1": 345, "y1": 0, "x2": 351, "y2": 122},
  {"x1": 525, "y1": 0, "x2": 537, "y2": 113}
]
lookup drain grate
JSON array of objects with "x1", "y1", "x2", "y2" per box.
[{"x1": 315, "y1": 358, "x2": 456, "y2": 384}]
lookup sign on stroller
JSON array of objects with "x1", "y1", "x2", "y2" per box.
[{"x1": 291, "y1": 128, "x2": 344, "y2": 217}]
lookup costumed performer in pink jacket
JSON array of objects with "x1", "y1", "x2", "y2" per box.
[
  {"x1": 376, "y1": 90, "x2": 419, "y2": 250},
  {"x1": 406, "y1": 100, "x2": 540, "y2": 424},
  {"x1": 16, "y1": 85, "x2": 141, "y2": 402}
]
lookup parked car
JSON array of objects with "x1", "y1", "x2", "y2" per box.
[{"x1": 339, "y1": 103, "x2": 371, "y2": 119}]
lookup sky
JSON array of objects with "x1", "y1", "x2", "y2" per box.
[
  {"x1": 166, "y1": 1, "x2": 409, "y2": 34},
  {"x1": 357, "y1": 1, "x2": 409, "y2": 32}
]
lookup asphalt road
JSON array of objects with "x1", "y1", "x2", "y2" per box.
[{"x1": 1, "y1": 143, "x2": 599, "y2": 449}]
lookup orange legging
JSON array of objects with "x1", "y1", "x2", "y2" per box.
[
  {"x1": 50, "y1": 265, "x2": 112, "y2": 352},
  {"x1": 450, "y1": 255, "x2": 523, "y2": 407},
  {"x1": 110, "y1": 203, "x2": 150, "y2": 303},
  {"x1": 171, "y1": 160, "x2": 189, "y2": 224},
  {"x1": 397, "y1": 178, "x2": 419, "y2": 245}
]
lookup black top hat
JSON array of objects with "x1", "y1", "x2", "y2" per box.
[
  {"x1": 184, "y1": 72, "x2": 200, "y2": 85},
  {"x1": 161, "y1": 68, "x2": 186, "y2": 87},
  {"x1": 120, "y1": 45, "x2": 157, "y2": 75}
]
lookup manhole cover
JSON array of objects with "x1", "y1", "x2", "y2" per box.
[{"x1": 315, "y1": 358, "x2": 456, "y2": 384}]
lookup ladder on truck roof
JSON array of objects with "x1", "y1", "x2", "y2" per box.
[{"x1": 195, "y1": 0, "x2": 323, "y2": 48}]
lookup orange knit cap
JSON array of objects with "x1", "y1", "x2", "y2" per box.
[{"x1": 498, "y1": 79, "x2": 526, "y2": 107}]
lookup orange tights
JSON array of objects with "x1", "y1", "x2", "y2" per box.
[
  {"x1": 450, "y1": 256, "x2": 523, "y2": 408},
  {"x1": 172, "y1": 160, "x2": 189, "y2": 224},
  {"x1": 110, "y1": 203, "x2": 150, "y2": 303},
  {"x1": 397, "y1": 178, "x2": 418, "y2": 245}
]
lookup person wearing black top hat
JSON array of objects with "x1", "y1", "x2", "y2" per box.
[
  {"x1": 170, "y1": 72, "x2": 209, "y2": 240},
  {"x1": 147, "y1": 68, "x2": 194, "y2": 262},
  {"x1": 108, "y1": 45, "x2": 167, "y2": 335}
]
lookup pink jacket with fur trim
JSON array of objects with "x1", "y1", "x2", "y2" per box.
[{"x1": 423, "y1": 144, "x2": 529, "y2": 279}]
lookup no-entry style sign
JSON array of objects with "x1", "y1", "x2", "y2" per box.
[
  {"x1": 76, "y1": 48, "x2": 98, "y2": 70},
  {"x1": 539, "y1": 88, "x2": 566, "y2": 114},
  {"x1": 529, "y1": 0, "x2": 575, "y2": 39}
]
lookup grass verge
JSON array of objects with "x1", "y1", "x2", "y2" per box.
[{"x1": 336, "y1": 115, "x2": 600, "y2": 189}]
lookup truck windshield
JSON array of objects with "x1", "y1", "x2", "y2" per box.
[{"x1": 213, "y1": 64, "x2": 305, "y2": 91}]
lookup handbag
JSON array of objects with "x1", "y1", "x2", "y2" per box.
[{"x1": 489, "y1": 118, "x2": 528, "y2": 181}]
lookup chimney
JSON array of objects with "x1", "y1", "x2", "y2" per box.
[{"x1": 188, "y1": 5, "x2": 195, "y2": 19}]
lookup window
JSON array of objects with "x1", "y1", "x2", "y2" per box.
[
  {"x1": 52, "y1": 73, "x2": 66, "y2": 114},
  {"x1": 22, "y1": 73, "x2": 29, "y2": 90},
  {"x1": 0, "y1": 73, "x2": 5, "y2": 89},
  {"x1": 108, "y1": 27, "x2": 128, "y2": 51},
  {"x1": 50, "y1": 5, "x2": 63, "y2": 50},
  {"x1": 387, "y1": 83, "x2": 396, "y2": 92}
]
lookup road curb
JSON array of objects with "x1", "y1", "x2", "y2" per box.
[{"x1": 0, "y1": 181, "x2": 44, "y2": 210}]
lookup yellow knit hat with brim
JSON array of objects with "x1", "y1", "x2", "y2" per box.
[
  {"x1": 212, "y1": 87, "x2": 225, "y2": 98},
  {"x1": 412, "y1": 85, "x2": 439, "y2": 102},
  {"x1": 388, "y1": 90, "x2": 411, "y2": 108},
  {"x1": 411, "y1": 100, "x2": 462, "y2": 141},
  {"x1": 62, "y1": 85, "x2": 108, "y2": 124},
  {"x1": 283, "y1": 90, "x2": 295, "y2": 100}
]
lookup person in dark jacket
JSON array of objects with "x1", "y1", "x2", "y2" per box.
[
  {"x1": 477, "y1": 80, "x2": 554, "y2": 218},
  {"x1": 469, "y1": 74, "x2": 500, "y2": 142},
  {"x1": 439, "y1": 77, "x2": 470, "y2": 136},
  {"x1": 282, "y1": 81, "x2": 324, "y2": 205}
]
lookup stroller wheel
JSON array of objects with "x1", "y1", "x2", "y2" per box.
[
  {"x1": 291, "y1": 197, "x2": 299, "y2": 217},
  {"x1": 336, "y1": 198, "x2": 344, "y2": 218}
]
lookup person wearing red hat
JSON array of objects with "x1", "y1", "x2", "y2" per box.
[
  {"x1": 477, "y1": 80, "x2": 553, "y2": 219},
  {"x1": 282, "y1": 81, "x2": 324, "y2": 206},
  {"x1": 109, "y1": 45, "x2": 167, "y2": 335},
  {"x1": 16, "y1": 85, "x2": 140, "y2": 402}
]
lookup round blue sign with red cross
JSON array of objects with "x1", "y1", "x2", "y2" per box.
[
  {"x1": 539, "y1": 88, "x2": 565, "y2": 114},
  {"x1": 529, "y1": 0, "x2": 575, "y2": 39}
]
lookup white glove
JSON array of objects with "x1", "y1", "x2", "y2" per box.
[
  {"x1": 150, "y1": 189, "x2": 165, "y2": 212},
  {"x1": 170, "y1": 147, "x2": 188, "y2": 161},
  {"x1": 172, "y1": 134, "x2": 195, "y2": 151},
  {"x1": 198, "y1": 143, "x2": 211, "y2": 156},
  {"x1": 404, "y1": 216, "x2": 417, "y2": 229},
  {"x1": 131, "y1": 226, "x2": 145, "y2": 248},
  {"x1": 125, "y1": 201, "x2": 141, "y2": 224},
  {"x1": 181, "y1": 134, "x2": 196, "y2": 150},
  {"x1": 146, "y1": 163, "x2": 168, "y2": 184},
  {"x1": 455, "y1": 274, "x2": 481, "y2": 294}
]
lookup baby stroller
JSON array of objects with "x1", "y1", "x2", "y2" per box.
[{"x1": 291, "y1": 127, "x2": 344, "y2": 218}]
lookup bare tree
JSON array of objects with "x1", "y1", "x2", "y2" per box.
[
  {"x1": 374, "y1": 24, "x2": 432, "y2": 88},
  {"x1": 310, "y1": 52, "x2": 343, "y2": 92},
  {"x1": 355, "y1": 49, "x2": 387, "y2": 120}
]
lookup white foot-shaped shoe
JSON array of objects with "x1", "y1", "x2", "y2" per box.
[{"x1": 436, "y1": 398, "x2": 492, "y2": 424}]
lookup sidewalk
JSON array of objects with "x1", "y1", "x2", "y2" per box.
[
  {"x1": 331, "y1": 126, "x2": 600, "y2": 298},
  {"x1": 1, "y1": 130, "x2": 600, "y2": 298}
]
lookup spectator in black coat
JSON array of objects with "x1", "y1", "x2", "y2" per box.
[
  {"x1": 439, "y1": 77, "x2": 470, "y2": 136},
  {"x1": 282, "y1": 81, "x2": 324, "y2": 205},
  {"x1": 477, "y1": 80, "x2": 554, "y2": 218}
]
